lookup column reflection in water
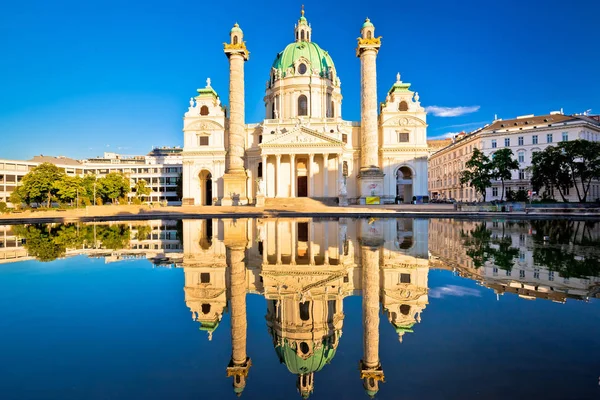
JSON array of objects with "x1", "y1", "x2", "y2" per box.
[{"x1": 181, "y1": 217, "x2": 430, "y2": 398}]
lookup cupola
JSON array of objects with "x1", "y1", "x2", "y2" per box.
[{"x1": 294, "y1": 6, "x2": 312, "y2": 42}]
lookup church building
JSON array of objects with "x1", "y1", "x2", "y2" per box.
[{"x1": 181, "y1": 9, "x2": 429, "y2": 206}]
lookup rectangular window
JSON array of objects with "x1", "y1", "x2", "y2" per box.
[
  {"x1": 504, "y1": 138, "x2": 510, "y2": 147},
  {"x1": 200, "y1": 273, "x2": 210, "y2": 284},
  {"x1": 549, "y1": 271, "x2": 554, "y2": 281},
  {"x1": 532, "y1": 135, "x2": 538, "y2": 144},
  {"x1": 400, "y1": 273, "x2": 411, "y2": 284},
  {"x1": 491, "y1": 139, "x2": 497, "y2": 148},
  {"x1": 398, "y1": 132, "x2": 409, "y2": 142},
  {"x1": 492, "y1": 187, "x2": 498, "y2": 197},
  {"x1": 493, "y1": 267, "x2": 498, "y2": 276},
  {"x1": 518, "y1": 151, "x2": 525, "y2": 163},
  {"x1": 342, "y1": 134, "x2": 348, "y2": 143},
  {"x1": 520, "y1": 270, "x2": 525, "y2": 278},
  {"x1": 562, "y1": 132, "x2": 568, "y2": 141},
  {"x1": 199, "y1": 136, "x2": 209, "y2": 146},
  {"x1": 518, "y1": 136, "x2": 524, "y2": 146},
  {"x1": 519, "y1": 169, "x2": 525, "y2": 180},
  {"x1": 547, "y1": 133, "x2": 553, "y2": 143}
]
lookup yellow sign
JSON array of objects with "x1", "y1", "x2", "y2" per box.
[{"x1": 366, "y1": 196, "x2": 380, "y2": 205}]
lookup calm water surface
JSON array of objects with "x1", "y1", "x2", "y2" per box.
[{"x1": 0, "y1": 218, "x2": 599, "y2": 400}]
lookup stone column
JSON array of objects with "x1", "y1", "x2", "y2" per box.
[
  {"x1": 291, "y1": 221, "x2": 296, "y2": 265},
  {"x1": 323, "y1": 153, "x2": 329, "y2": 198},
  {"x1": 309, "y1": 154, "x2": 315, "y2": 197},
  {"x1": 356, "y1": 19, "x2": 384, "y2": 204},
  {"x1": 358, "y1": 219, "x2": 384, "y2": 397},
  {"x1": 275, "y1": 154, "x2": 282, "y2": 198},
  {"x1": 222, "y1": 24, "x2": 250, "y2": 206},
  {"x1": 224, "y1": 220, "x2": 251, "y2": 395},
  {"x1": 262, "y1": 155, "x2": 268, "y2": 198},
  {"x1": 290, "y1": 154, "x2": 296, "y2": 198}
]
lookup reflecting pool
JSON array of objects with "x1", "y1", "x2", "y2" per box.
[{"x1": 0, "y1": 218, "x2": 599, "y2": 399}]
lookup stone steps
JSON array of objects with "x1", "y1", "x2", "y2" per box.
[{"x1": 264, "y1": 197, "x2": 338, "y2": 208}]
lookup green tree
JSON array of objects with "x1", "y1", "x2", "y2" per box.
[
  {"x1": 558, "y1": 140, "x2": 600, "y2": 202},
  {"x1": 53, "y1": 176, "x2": 84, "y2": 205},
  {"x1": 9, "y1": 186, "x2": 27, "y2": 208},
  {"x1": 490, "y1": 148, "x2": 519, "y2": 201},
  {"x1": 96, "y1": 225, "x2": 131, "y2": 249},
  {"x1": 460, "y1": 148, "x2": 493, "y2": 202},
  {"x1": 134, "y1": 179, "x2": 151, "y2": 202},
  {"x1": 529, "y1": 146, "x2": 571, "y2": 201},
  {"x1": 97, "y1": 173, "x2": 130, "y2": 204},
  {"x1": 0, "y1": 202, "x2": 7, "y2": 214},
  {"x1": 20, "y1": 163, "x2": 65, "y2": 207}
]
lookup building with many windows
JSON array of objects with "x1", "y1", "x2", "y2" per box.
[
  {"x1": 427, "y1": 112, "x2": 600, "y2": 202},
  {"x1": 0, "y1": 147, "x2": 183, "y2": 207}
]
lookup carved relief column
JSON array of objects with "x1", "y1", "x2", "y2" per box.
[
  {"x1": 308, "y1": 153, "x2": 315, "y2": 197},
  {"x1": 222, "y1": 24, "x2": 250, "y2": 206},
  {"x1": 356, "y1": 19, "x2": 384, "y2": 204},
  {"x1": 224, "y1": 220, "x2": 251, "y2": 395},
  {"x1": 290, "y1": 154, "x2": 296, "y2": 197},
  {"x1": 358, "y1": 219, "x2": 385, "y2": 397},
  {"x1": 275, "y1": 154, "x2": 282, "y2": 198}
]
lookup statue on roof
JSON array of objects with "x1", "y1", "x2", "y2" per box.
[
  {"x1": 396, "y1": 72, "x2": 401, "y2": 83},
  {"x1": 206, "y1": 77, "x2": 211, "y2": 87}
]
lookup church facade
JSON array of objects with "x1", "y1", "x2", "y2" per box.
[{"x1": 181, "y1": 10, "x2": 429, "y2": 206}]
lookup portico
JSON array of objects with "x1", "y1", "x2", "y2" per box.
[{"x1": 258, "y1": 127, "x2": 346, "y2": 199}]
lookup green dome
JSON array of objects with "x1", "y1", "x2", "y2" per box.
[
  {"x1": 362, "y1": 18, "x2": 374, "y2": 29},
  {"x1": 272, "y1": 41, "x2": 335, "y2": 77},
  {"x1": 275, "y1": 341, "x2": 337, "y2": 375}
]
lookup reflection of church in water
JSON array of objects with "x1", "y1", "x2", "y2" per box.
[{"x1": 182, "y1": 218, "x2": 429, "y2": 397}]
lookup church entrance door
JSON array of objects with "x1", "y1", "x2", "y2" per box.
[
  {"x1": 297, "y1": 176, "x2": 308, "y2": 197},
  {"x1": 205, "y1": 178, "x2": 212, "y2": 205}
]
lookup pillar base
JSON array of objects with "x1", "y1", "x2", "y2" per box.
[
  {"x1": 255, "y1": 195, "x2": 265, "y2": 207},
  {"x1": 182, "y1": 198, "x2": 194, "y2": 206},
  {"x1": 221, "y1": 171, "x2": 248, "y2": 206},
  {"x1": 357, "y1": 168, "x2": 384, "y2": 204},
  {"x1": 338, "y1": 194, "x2": 348, "y2": 207}
]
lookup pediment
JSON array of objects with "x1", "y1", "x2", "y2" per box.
[{"x1": 260, "y1": 126, "x2": 344, "y2": 147}]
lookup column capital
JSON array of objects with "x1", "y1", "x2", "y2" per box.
[
  {"x1": 290, "y1": 154, "x2": 296, "y2": 160},
  {"x1": 276, "y1": 154, "x2": 282, "y2": 160},
  {"x1": 309, "y1": 153, "x2": 315, "y2": 161}
]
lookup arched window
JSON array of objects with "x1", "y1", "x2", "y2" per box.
[
  {"x1": 257, "y1": 162, "x2": 263, "y2": 178},
  {"x1": 299, "y1": 342, "x2": 309, "y2": 355},
  {"x1": 299, "y1": 301, "x2": 310, "y2": 321},
  {"x1": 301, "y1": 30, "x2": 305, "y2": 41},
  {"x1": 400, "y1": 304, "x2": 411, "y2": 315},
  {"x1": 233, "y1": 36, "x2": 238, "y2": 45},
  {"x1": 298, "y1": 95, "x2": 308, "y2": 116},
  {"x1": 200, "y1": 105, "x2": 209, "y2": 115},
  {"x1": 201, "y1": 304, "x2": 211, "y2": 314},
  {"x1": 399, "y1": 101, "x2": 408, "y2": 111},
  {"x1": 367, "y1": 31, "x2": 372, "y2": 39},
  {"x1": 331, "y1": 101, "x2": 335, "y2": 118}
]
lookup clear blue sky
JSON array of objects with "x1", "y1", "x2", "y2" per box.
[{"x1": 1, "y1": 0, "x2": 598, "y2": 160}]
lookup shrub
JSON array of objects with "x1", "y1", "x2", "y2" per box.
[{"x1": 0, "y1": 202, "x2": 7, "y2": 214}]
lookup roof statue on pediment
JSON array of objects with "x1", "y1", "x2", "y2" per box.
[{"x1": 260, "y1": 126, "x2": 344, "y2": 147}]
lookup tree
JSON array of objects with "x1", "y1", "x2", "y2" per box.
[
  {"x1": 9, "y1": 186, "x2": 27, "y2": 208},
  {"x1": 53, "y1": 176, "x2": 83, "y2": 205},
  {"x1": 558, "y1": 140, "x2": 600, "y2": 202},
  {"x1": 20, "y1": 163, "x2": 65, "y2": 207},
  {"x1": 460, "y1": 148, "x2": 493, "y2": 202},
  {"x1": 134, "y1": 179, "x2": 151, "y2": 202},
  {"x1": 490, "y1": 148, "x2": 519, "y2": 201},
  {"x1": 529, "y1": 146, "x2": 571, "y2": 201},
  {"x1": 97, "y1": 173, "x2": 130, "y2": 204},
  {"x1": 460, "y1": 223, "x2": 493, "y2": 268}
]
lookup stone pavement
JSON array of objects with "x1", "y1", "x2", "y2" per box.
[{"x1": 0, "y1": 202, "x2": 598, "y2": 224}]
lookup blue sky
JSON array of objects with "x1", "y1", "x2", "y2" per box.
[{"x1": 1, "y1": 0, "x2": 598, "y2": 160}]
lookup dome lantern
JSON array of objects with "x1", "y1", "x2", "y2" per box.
[{"x1": 295, "y1": 5, "x2": 312, "y2": 42}]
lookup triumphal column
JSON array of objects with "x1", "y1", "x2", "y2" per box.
[
  {"x1": 222, "y1": 24, "x2": 250, "y2": 205},
  {"x1": 356, "y1": 19, "x2": 384, "y2": 204},
  {"x1": 224, "y1": 220, "x2": 251, "y2": 395},
  {"x1": 358, "y1": 219, "x2": 385, "y2": 397}
]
